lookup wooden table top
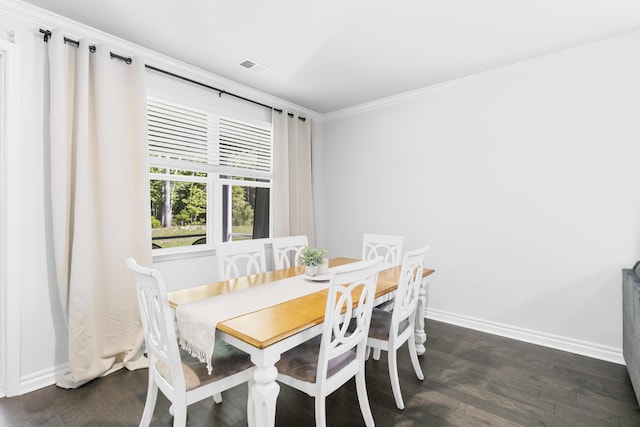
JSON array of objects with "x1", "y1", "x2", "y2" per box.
[{"x1": 168, "y1": 257, "x2": 435, "y2": 349}]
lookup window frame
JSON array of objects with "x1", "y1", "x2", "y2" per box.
[{"x1": 148, "y1": 97, "x2": 273, "y2": 256}]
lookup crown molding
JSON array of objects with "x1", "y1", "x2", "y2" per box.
[{"x1": 320, "y1": 28, "x2": 640, "y2": 123}]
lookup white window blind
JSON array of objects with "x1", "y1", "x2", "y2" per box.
[
  {"x1": 147, "y1": 98, "x2": 272, "y2": 177},
  {"x1": 219, "y1": 118, "x2": 272, "y2": 174},
  {"x1": 148, "y1": 98, "x2": 210, "y2": 164}
]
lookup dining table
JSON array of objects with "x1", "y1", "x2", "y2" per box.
[{"x1": 168, "y1": 257, "x2": 435, "y2": 427}]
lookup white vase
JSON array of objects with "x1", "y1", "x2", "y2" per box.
[
  {"x1": 306, "y1": 258, "x2": 329, "y2": 277},
  {"x1": 318, "y1": 258, "x2": 329, "y2": 274}
]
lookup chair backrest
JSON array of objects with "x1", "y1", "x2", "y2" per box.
[
  {"x1": 271, "y1": 235, "x2": 309, "y2": 269},
  {"x1": 126, "y1": 258, "x2": 185, "y2": 389},
  {"x1": 317, "y1": 257, "x2": 383, "y2": 383},
  {"x1": 390, "y1": 245, "x2": 429, "y2": 330},
  {"x1": 362, "y1": 233, "x2": 404, "y2": 265},
  {"x1": 216, "y1": 239, "x2": 268, "y2": 281}
]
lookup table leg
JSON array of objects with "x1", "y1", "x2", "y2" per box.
[
  {"x1": 414, "y1": 278, "x2": 429, "y2": 355},
  {"x1": 249, "y1": 363, "x2": 279, "y2": 427}
]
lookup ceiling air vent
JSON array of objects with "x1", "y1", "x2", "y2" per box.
[{"x1": 239, "y1": 58, "x2": 269, "y2": 74}]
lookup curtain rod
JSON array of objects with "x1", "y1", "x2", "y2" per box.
[
  {"x1": 39, "y1": 29, "x2": 132, "y2": 64},
  {"x1": 146, "y1": 64, "x2": 284, "y2": 115},
  {"x1": 145, "y1": 65, "x2": 306, "y2": 121},
  {"x1": 39, "y1": 29, "x2": 306, "y2": 121}
]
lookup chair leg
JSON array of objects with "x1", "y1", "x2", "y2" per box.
[
  {"x1": 388, "y1": 349, "x2": 405, "y2": 410},
  {"x1": 172, "y1": 405, "x2": 187, "y2": 427},
  {"x1": 355, "y1": 368, "x2": 375, "y2": 427},
  {"x1": 407, "y1": 335, "x2": 425, "y2": 380},
  {"x1": 314, "y1": 396, "x2": 327, "y2": 427},
  {"x1": 213, "y1": 392, "x2": 222, "y2": 404},
  {"x1": 171, "y1": 392, "x2": 187, "y2": 427},
  {"x1": 372, "y1": 348, "x2": 381, "y2": 361},
  {"x1": 140, "y1": 380, "x2": 158, "y2": 427}
]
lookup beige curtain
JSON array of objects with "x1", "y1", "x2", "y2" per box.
[
  {"x1": 47, "y1": 32, "x2": 150, "y2": 388},
  {"x1": 272, "y1": 112, "x2": 315, "y2": 245}
]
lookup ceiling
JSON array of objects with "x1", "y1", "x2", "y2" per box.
[{"x1": 20, "y1": 0, "x2": 640, "y2": 114}]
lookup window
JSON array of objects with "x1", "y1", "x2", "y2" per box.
[{"x1": 148, "y1": 98, "x2": 272, "y2": 250}]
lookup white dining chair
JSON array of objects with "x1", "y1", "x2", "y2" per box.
[
  {"x1": 125, "y1": 258, "x2": 254, "y2": 427},
  {"x1": 271, "y1": 235, "x2": 309, "y2": 269},
  {"x1": 363, "y1": 234, "x2": 405, "y2": 348},
  {"x1": 365, "y1": 245, "x2": 429, "y2": 410},
  {"x1": 362, "y1": 233, "x2": 404, "y2": 266},
  {"x1": 275, "y1": 257, "x2": 383, "y2": 427},
  {"x1": 216, "y1": 238, "x2": 268, "y2": 281}
]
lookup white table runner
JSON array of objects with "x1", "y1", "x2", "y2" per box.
[{"x1": 176, "y1": 274, "x2": 331, "y2": 373}]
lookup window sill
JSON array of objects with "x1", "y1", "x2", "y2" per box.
[{"x1": 152, "y1": 245, "x2": 215, "y2": 263}]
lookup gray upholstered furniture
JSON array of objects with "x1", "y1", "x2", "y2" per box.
[{"x1": 622, "y1": 261, "x2": 640, "y2": 405}]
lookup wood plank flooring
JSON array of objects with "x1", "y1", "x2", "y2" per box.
[{"x1": 1, "y1": 319, "x2": 639, "y2": 426}]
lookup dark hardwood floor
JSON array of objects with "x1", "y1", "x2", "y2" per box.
[{"x1": 1, "y1": 320, "x2": 639, "y2": 426}]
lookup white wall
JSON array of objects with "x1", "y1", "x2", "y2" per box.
[{"x1": 314, "y1": 33, "x2": 640, "y2": 363}]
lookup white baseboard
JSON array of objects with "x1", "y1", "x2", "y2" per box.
[
  {"x1": 426, "y1": 308, "x2": 625, "y2": 365},
  {"x1": 18, "y1": 363, "x2": 69, "y2": 395}
]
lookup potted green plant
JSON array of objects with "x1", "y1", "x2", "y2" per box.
[{"x1": 298, "y1": 246, "x2": 328, "y2": 277}]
